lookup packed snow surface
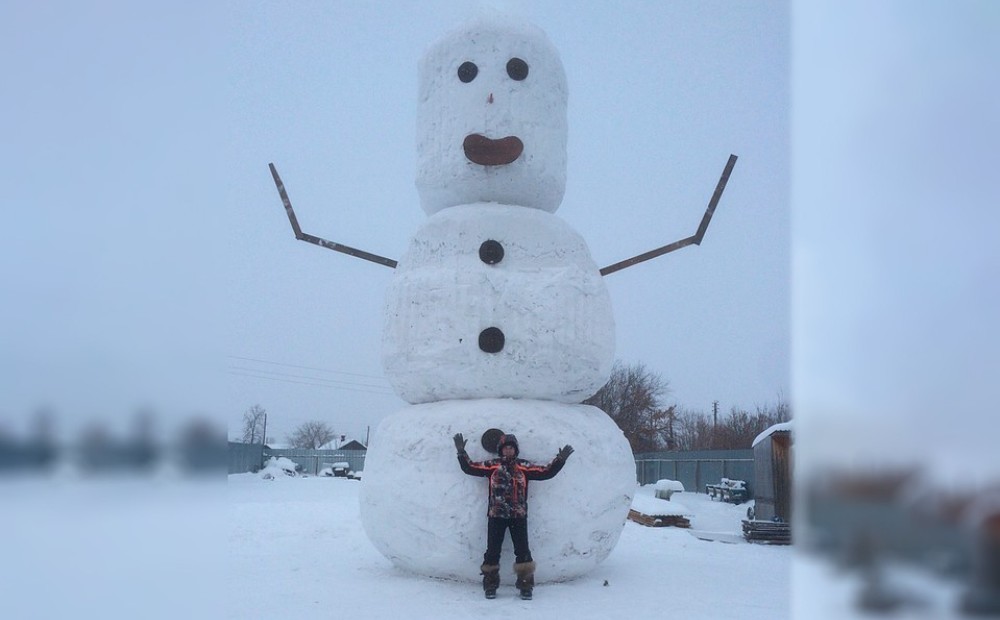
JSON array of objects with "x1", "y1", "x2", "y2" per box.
[
  {"x1": 259, "y1": 457, "x2": 298, "y2": 479},
  {"x1": 416, "y1": 14, "x2": 568, "y2": 214},
  {"x1": 230, "y1": 474, "x2": 791, "y2": 619},
  {"x1": 359, "y1": 399, "x2": 634, "y2": 582},
  {"x1": 382, "y1": 205, "x2": 614, "y2": 404},
  {"x1": 630, "y1": 493, "x2": 690, "y2": 518},
  {"x1": 655, "y1": 478, "x2": 685, "y2": 492},
  {"x1": 376, "y1": 12, "x2": 620, "y2": 586}
]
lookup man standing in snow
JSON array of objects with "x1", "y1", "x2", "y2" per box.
[{"x1": 453, "y1": 432, "x2": 573, "y2": 600}]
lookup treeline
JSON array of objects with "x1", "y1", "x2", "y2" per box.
[
  {"x1": 669, "y1": 402, "x2": 790, "y2": 451},
  {"x1": 239, "y1": 404, "x2": 342, "y2": 449},
  {"x1": 583, "y1": 361, "x2": 790, "y2": 454}
]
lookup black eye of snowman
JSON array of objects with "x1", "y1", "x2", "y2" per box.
[
  {"x1": 479, "y1": 240, "x2": 504, "y2": 265},
  {"x1": 457, "y1": 61, "x2": 478, "y2": 83},
  {"x1": 506, "y1": 57, "x2": 528, "y2": 81},
  {"x1": 478, "y1": 327, "x2": 505, "y2": 353}
]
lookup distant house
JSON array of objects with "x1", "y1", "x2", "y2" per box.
[{"x1": 339, "y1": 439, "x2": 367, "y2": 451}]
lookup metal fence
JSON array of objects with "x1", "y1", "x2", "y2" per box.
[
  {"x1": 633, "y1": 449, "x2": 755, "y2": 497},
  {"x1": 265, "y1": 449, "x2": 367, "y2": 476},
  {"x1": 229, "y1": 445, "x2": 751, "y2": 495},
  {"x1": 227, "y1": 444, "x2": 367, "y2": 476},
  {"x1": 228, "y1": 442, "x2": 265, "y2": 474}
]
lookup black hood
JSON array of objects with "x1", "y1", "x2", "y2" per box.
[{"x1": 496, "y1": 433, "x2": 519, "y2": 457}]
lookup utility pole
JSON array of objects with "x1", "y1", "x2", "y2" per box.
[
  {"x1": 258, "y1": 411, "x2": 269, "y2": 472},
  {"x1": 712, "y1": 401, "x2": 719, "y2": 450}
]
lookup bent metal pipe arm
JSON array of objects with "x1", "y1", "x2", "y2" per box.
[
  {"x1": 269, "y1": 163, "x2": 398, "y2": 269},
  {"x1": 599, "y1": 154, "x2": 738, "y2": 276}
]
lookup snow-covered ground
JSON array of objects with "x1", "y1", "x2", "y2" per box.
[
  {"x1": 793, "y1": 552, "x2": 967, "y2": 619},
  {"x1": 229, "y1": 473, "x2": 790, "y2": 619},
  {"x1": 0, "y1": 471, "x2": 974, "y2": 619}
]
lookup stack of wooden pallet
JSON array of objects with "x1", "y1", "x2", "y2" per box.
[
  {"x1": 742, "y1": 519, "x2": 791, "y2": 544},
  {"x1": 628, "y1": 508, "x2": 691, "y2": 528}
]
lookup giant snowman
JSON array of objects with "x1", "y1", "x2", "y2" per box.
[{"x1": 357, "y1": 14, "x2": 636, "y2": 584}]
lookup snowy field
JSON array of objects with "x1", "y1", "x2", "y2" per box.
[
  {"x1": 229, "y1": 472, "x2": 790, "y2": 619},
  {"x1": 793, "y1": 553, "x2": 967, "y2": 619},
  {"x1": 0, "y1": 472, "x2": 973, "y2": 619}
]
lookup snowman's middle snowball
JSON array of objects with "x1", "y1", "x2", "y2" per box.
[{"x1": 382, "y1": 204, "x2": 616, "y2": 405}]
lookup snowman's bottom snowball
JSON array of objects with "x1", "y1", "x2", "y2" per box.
[{"x1": 359, "y1": 399, "x2": 636, "y2": 583}]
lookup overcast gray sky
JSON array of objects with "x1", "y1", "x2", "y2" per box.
[
  {"x1": 2, "y1": 2, "x2": 997, "y2": 480},
  {"x1": 1, "y1": 1, "x2": 782, "y2": 445},
  {"x1": 793, "y1": 2, "x2": 1000, "y2": 482}
]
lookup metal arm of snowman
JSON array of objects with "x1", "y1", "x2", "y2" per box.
[
  {"x1": 270, "y1": 154, "x2": 735, "y2": 273},
  {"x1": 268, "y1": 163, "x2": 398, "y2": 269},
  {"x1": 599, "y1": 154, "x2": 737, "y2": 276}
]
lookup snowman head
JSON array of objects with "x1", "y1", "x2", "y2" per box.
[{"x1": 416, "y1": 15, "x2": 568, "y2": 215}]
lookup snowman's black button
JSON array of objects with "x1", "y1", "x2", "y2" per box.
[
  {"x1": 479, "y1": 239, "x2": 504, "y2": 265},
  {"x1": 478, "y1": 327, "x2": 505, "y2": 353},
  {"x1": 458, "y1": 61, "x2": 478, "y2": 83},
  {"x1": 481, "y1": 428, "x2": 505, "y2": 454}
]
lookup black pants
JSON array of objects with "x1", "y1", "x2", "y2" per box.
[{"x1": 484, "y1": 517, "x2": 532, "y2": 565}]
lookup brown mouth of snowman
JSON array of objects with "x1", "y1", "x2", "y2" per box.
[{"x1": 463, "y1": 133, "x2": 523, "y2": 166}]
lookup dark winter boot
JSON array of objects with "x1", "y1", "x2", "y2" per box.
[
  {"x1": 514, "y1": 561, "x2": 535, "y2": 600},
  {"x1": 481, "y1": 563, "x2": 500, "y2": 599}
]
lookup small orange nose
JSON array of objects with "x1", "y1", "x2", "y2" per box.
[{"x1": 488, "y1": 93, "x2": 494, "y2": 104}]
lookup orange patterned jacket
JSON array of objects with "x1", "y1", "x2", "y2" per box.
[{"x1": 458, "y1": 453, "x2": 565, "y2": 519}]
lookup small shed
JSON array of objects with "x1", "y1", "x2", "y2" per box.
[{"x1": 751, "y1": 422, "x2": 792, "y2": 522}]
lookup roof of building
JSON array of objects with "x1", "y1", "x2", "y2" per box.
[{"x1": 752, "y1": 421, "x2": 792, "y2": 449}]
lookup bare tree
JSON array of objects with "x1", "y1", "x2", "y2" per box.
[
  {"x1": 674, "y1": 399, "x2": 791, "y2": 450},
  {"x1": 240, "y1": 404, "x2": 267, "y2": 444},
  {"x1": 584, "y1": 361, "x2": 672, "y2": 453},
  {"x1": 674, "y1": 407, "x2": 714, "y2": 451},
  {"x1": 287, "y1": 420, "x2": 336, "y2": 450}
]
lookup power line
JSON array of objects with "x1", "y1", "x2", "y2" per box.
[
  {"x1": 227, "y1": 370, "x2": 397, "y2": 396},
  {"x1": 228, "y1": 365, "x2": 390, "y2": 391},
  {"x1": 227, "y1": 355, "x2": 389, "y2": 383}
]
